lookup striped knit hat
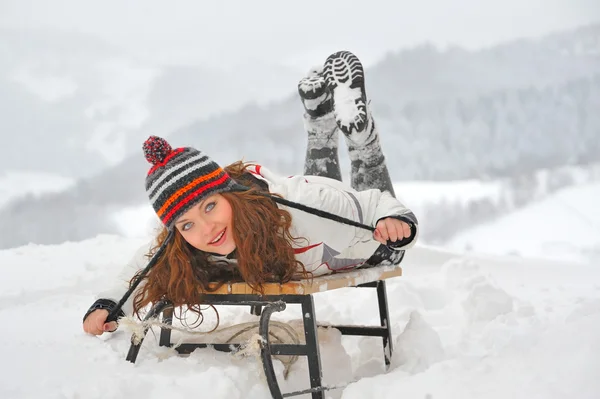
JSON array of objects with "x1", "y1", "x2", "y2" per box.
[{"x1": 143, "y1": 136, "x2": 248, "y2": 229}]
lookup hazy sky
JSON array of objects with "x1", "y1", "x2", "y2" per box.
[{"x1": 2, "y1": 0, "x2": 599, "y2": 69}]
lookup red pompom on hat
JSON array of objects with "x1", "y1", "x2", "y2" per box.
[{"x1": 143, "y1": 135, "x2": 173, "y2": 165}]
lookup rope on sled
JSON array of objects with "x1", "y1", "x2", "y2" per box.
[
  {"x1": 120, "y1": 317, "x2": 366, "y2": 393},
  {"x1": 118, "y1": 316, "x2": 301, "y2": 378}
]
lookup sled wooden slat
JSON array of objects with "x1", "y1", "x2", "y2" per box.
[{"x1": 207, "y1": 265, "x2": 402, "y2": 295}]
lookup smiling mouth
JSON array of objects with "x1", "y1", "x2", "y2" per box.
[{"x1": 209, "y1": 228, "x2": 226, "y2": 245}]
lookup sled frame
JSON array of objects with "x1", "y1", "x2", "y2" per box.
[{"x1": 125, "y1": 265, "x2": 402, "y2": 399}]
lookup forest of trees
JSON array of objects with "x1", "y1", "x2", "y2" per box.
[{"x1": 376, "y1": 73, "x2": 600, "y2": 180}]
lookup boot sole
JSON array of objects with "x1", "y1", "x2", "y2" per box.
[{"x1": 323, "y1": 51, "x2": 368, "y2": 135}]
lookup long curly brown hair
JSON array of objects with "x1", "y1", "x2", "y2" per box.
[{"x1": 131, "y1": 161, "x2": 308, "y2": 323}]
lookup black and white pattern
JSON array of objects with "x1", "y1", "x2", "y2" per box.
[
  {"x1": 345, "y1": 113, "x2": 396, "y2": 196},
  {"x1": 323, "y1": 51, "x2": 368, "y2": 139},
  {"x1": 146, "y1": 152, "x2": 212, "y2": 204},
  {"x1": 297, "y1": 71, "x2": 333, "y2": 119},
  {"x1": 298, "y1": 70, "x2": 342, "y2": 181},
  {"x1": 298, "y1": 51, "x2": 395, "y2": 194},
  {"x1": 302, "y1": 113, "x2": 342, "y2": 181},
  {"x1": 320, "y1": 51, "x2": 395, "y2": 196}
]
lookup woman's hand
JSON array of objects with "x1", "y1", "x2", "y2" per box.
[
  {"x1": 374, "y1": 218, "x2": 412, "y2": 246},
  {"x1": 83, "y1": 309, "x2": 118, "y2": 335}
]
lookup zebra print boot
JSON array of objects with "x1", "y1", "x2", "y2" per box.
[
  {"x1": 298, "y1": 67, "x2": 342, "y2": 181},
  {"x1": 323, "y1": 51, "x2": 395, "y2": 196}
]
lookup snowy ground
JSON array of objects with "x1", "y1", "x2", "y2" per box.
[
  {"x1": 1, "y1": 232, "x2": 599, "y2": 398},
  {"x1": 1, "y1": 176, "x2": 599, "y2": 398}
]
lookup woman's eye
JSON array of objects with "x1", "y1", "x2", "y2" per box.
[
  {"x1": 205, "y1": 202, "x2": 216, "y2": 212},
  {"x1": 182, "y1": 222, "x2": 193, "y2": 231}
]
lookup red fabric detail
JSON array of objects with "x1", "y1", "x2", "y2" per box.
[
  {"x1": 248, "y1": 164, "x2": 263, "y2": 176},
  {"x1": 293, "y1": 242, "x2": 322, "y2": 254},
  {"x1": 321, "y1": 261, "x2": 365, "y2": 272},
  {"x1": 148, "y1": 147, "x2": 185, "y2": 175},
  {"x1": 161, "y1": 174, "x2": 229, "y2": 224}
]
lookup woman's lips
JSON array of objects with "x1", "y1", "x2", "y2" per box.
[{"x1": 208, "y1": 228, "x2": 226, "y2": 246}]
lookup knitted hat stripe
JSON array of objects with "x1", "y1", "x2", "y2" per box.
[
  {"x1": 147, "y1": 148, "x2": 186, "y2": 176},
  {"x1": 147, "y1": 150, "x2": 204, "y2": 192},
  {"x1": 143, "y1": 136, "x2": 247, "y2": 230},
  {"x1": 156, "y1": 167, "x2": 226, "y2": 217},
  {"x1": 148, "y1": 155, "x2": 212, "y2": 202},
  {"x1": 160, "y1": 174, "x2": 231, "y2": 225},
  {"x1": 162, "y1": 180, "x2": 237, "y2": 227}
]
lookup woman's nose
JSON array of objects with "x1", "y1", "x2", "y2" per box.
[{"x1": 200, "y1": 219, "x2": 216, "y2": 237}]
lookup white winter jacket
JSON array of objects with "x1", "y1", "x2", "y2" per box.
[{"x1": 95, "y1": 164, "x2": 418, "y2": 316}]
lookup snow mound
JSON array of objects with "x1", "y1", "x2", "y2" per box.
[{"x1": 392, "y1": 311, "x2": 445, "y2": 374}]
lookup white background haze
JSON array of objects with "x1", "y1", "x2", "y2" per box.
[{"x1": 3, "y1": 0, "x2": 599, "y2": 68}]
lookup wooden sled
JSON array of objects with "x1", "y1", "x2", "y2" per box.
[{"x1": 125, "y1": 265, "x2": 403, "y2": 399}]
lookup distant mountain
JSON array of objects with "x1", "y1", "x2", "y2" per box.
[
  {"x1": 2, "y1": 23, "x2": 600, "y2": 249},
  {"x1": 368, "y1": 23, "x2": 600, "y2": 104}
]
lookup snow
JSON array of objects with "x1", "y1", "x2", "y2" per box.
[
  {"x1": 111, "y1": 204, "x2": 161, "y2": 239},
  {"x1": 1, "y1": 228, "x2": 599, "y2": 398},
  {"x1": 331, "y1": 83, "x2": 365, "y2": 132},
  {"x1": 447, "y1": 182, "x2": 600, "y2": 263}
]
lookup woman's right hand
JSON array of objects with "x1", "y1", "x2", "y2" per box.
[{"x1": 83, "y1": 309, "x2": 118, "y2": 335}]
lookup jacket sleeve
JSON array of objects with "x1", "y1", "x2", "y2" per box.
[
  {"x1": 272, "y1": 174, "x2": 419, "y2": 251},
  {"x1": 353, "y1": 187, "x2": 419, "y2": 250}
]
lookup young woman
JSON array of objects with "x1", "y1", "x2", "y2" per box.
[{"x1": 83, "y1": 51, "x2": 419, "y2": 335}]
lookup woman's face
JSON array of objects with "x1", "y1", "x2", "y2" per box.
[{"x1": 174, "y1": 194, "x2": 235, "y2": 255}]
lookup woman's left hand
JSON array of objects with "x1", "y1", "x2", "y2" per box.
[{"x1": 374, "y1": 218, "x2": 412, "y2": 245}]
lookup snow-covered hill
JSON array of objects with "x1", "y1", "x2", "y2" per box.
[{"x1": 447, "y1": 182, "x2": 600, "y2": 264}]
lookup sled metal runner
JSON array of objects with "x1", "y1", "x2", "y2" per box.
[{"x1": 125, "y1": 266, "x2": 401, "y2": 399}]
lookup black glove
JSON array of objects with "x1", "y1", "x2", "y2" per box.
[{"x1": 82, "y1": 298, "x2": 124, "y2": 324}]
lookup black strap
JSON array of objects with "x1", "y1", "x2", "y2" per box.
[
  {"x1": 265, "y1": 194, "x2": 415, "y2": 247},
  {"x1": 264, "y1": 194, "x2": 376, "y2": 232}
]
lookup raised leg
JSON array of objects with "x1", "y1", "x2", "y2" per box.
[
  {"x1": 298, "y1": 67, "x2": 342, "y2": 181},
  {"x1": 323, "y1": 51, "x2": 396, "y2": 196}
]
